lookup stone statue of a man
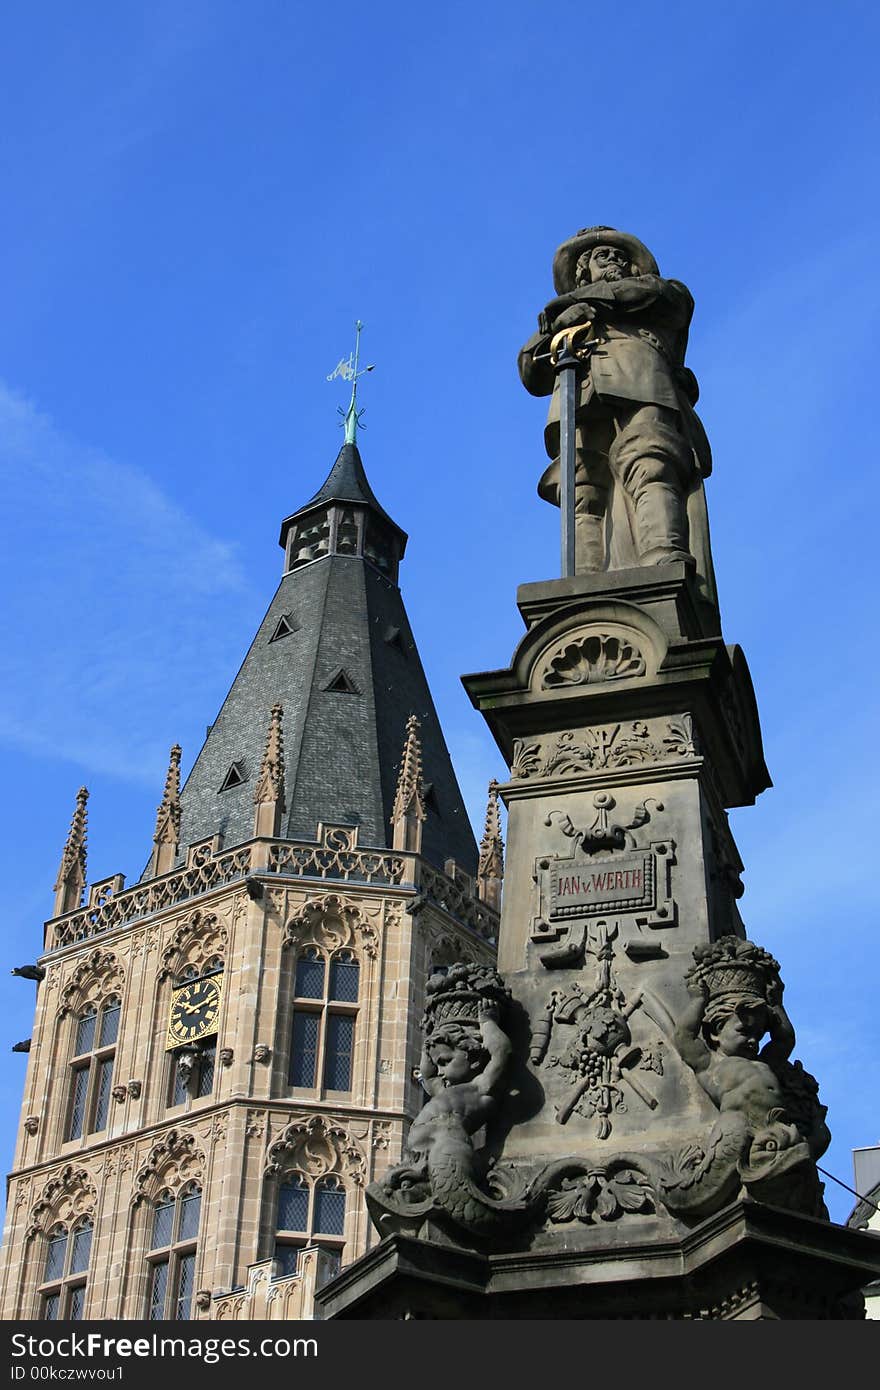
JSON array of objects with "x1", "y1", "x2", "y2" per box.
[{"x1": 518, "y1": 226, "x2": 717, "y2": 609}]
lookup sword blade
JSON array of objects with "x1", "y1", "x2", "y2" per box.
[{"x1": 559, "y1": 361, "x2": 577, "y2": 578}]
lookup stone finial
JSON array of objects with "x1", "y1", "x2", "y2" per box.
[
  {"x1": 253, "y1": 703, "x2": 286, "y2": 838},
  {"x1": 391, "y1": 715, "x2": 426, "y2": 853},
  {"x1": 151, "y1": 745, "x2": 182, "y2": 877},
  {"x1": 477, "y1": 780, "x2": 505, "y2": 912},
  {"x1": 53, "y1": 787, "x2": 89, "y2": 916}
]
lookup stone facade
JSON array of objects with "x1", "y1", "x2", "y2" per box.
[{"x1": 0, "y1": 825, "x2": 496, "y2": 1320}]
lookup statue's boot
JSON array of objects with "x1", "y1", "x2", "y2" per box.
[
  {"x1": 633, "y1": 480, "x2": 693, "y2": 567},
  {"x1": 574, "y1": 511, "x2": 605, "y2": 573},
  {"x1": 573, "y1": 469, "x2": 608, "y2": 573}
]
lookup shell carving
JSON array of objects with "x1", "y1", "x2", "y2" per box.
[{"x1": 543, "y1": 633, "x2": 646, "y2": 688}]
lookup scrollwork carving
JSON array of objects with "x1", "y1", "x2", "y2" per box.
[
  {"x1": 282, "y1": 893, "x2": 379, "y2": 959},
  {"x1": 265, "y1": 1114, "x2": 366, "y2": 1186},
  {"x1": 511, "y1": 716, "x2": 696, "y2": 781}
]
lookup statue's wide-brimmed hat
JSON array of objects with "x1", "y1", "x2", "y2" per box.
[{"x1": 552, "y1": 226, "x2": 659, "y2": 293}]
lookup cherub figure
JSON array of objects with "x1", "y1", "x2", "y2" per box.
[
  {"x1": 403, "y1": 1000, "x2": 511, "y2": 1170},
  {"x1": 366, "y1": 965, "x2": 523, "y2": 1235},
  {"x1": 675, "y1": 960, "x2": 796, "y2": 1136},
  {"x1": 668, "y1": 937, "x2": 828, "y2": 1214}
]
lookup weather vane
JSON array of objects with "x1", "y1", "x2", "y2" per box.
[{"x1": 326, "y1": 319, "x2": 375, "y2": 444}]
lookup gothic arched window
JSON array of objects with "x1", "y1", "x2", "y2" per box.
[
  {"x1": 288, "y1": 949, "x2": 359, "y2": 1093},
  {"x1": 273, "y1": 1173, "x2": 346, "y2": 1279},
  {"x1": 66, "y1": 997, "x2": 121, "y2": 1141},
  {"x1": 146, "y1": 1184, "x2": 202, "y2": 1321},
  {"x1": 39, "y1": 1218, "x2": 92, "y2": 1319}
]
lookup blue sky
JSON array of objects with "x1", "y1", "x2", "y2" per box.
[{"x1": 1, "y1": 1, "x2": 877, "y2": 1226}]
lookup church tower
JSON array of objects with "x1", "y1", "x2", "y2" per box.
[{"x1": 0, "y1": 411, "x2": 499, "y2": 1321}]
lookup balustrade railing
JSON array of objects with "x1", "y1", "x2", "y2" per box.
[{"x1": 47, "y1": 831, "x2": 497, "y2": 951}]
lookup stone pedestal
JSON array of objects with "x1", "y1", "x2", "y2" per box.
[
  {"x1": 467, "y1": 565, "x2": 766, "y2": 972},
  {"x1": 317, "y1": 1202, "x2": 880, "y2": 1320},
  {"x1": 462, "y1": 567, "x2": 768, "y2": 1184},
  {"x1": 323, "y1": 566, "x2": 880, "y2": 1318}
]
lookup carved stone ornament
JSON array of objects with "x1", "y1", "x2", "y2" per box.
[
  {"x1": 219, "y1": 1048, "x2": 234, "y2": 1067},
  {"x1": 268, "y1": 823, "x2": 406, "y2": 896},
  {"x1": 362, "y1": 934, "x2": 831, "y2": 1242},
  {"x1": 58, "y1": 949, "x2": 125, "y2": 1017},
  {"x1": 282, "y1": 892, "x2": 379, "y2": 959},
  {"x1": 604, "y1": 936, "x2": 832, "y2": 1221},
  {"x1": 366, "y1": 965, "x2": 532, "y2": 1238},
  {"x1": 531, "y1": 793, "x2": 675, "y2": 958},
  {"x1": 195, "y1": 1289, "x2": 212, "y2": 1312},
  {"x1": 112, "y1": 1084, "x2": 127, "y2": 1104},
  {"x1": 253, "y1": 1044, "x2": 271, "y2": 1064},
  {"x1": 265, "y1": 1114, "x2": 366, "y2": 1186},
  {"x1": 541, "y1": 631, "x2": 646, "y2": 689},
  {"x1": 511, "y1": 716, "x2": 696, "y2": 782},
  {"x1": 51, "y1": 843, "x2": 252, "y2": 951},
  {"x1": 245, "y1": 1110, "x2": 265, "y2": 1140},
  {"x1": 265, "y1": 887, "x2": 288, "y2": 920},
  {"x1": 24, "y1": 1116, "x2": 39, "y2": 1136},
  {"x1": 372, "y1": 1121, "x2": 392, "y2": 1150},
  {"x1": 544, "y1": 1164, "x2": 655, "y2": 1224},
  {"x1": 127, "y1": 1080, "x2": 142, "y2": 1099},
  {"x1": 176, "y1": 1049, "x2": 198, "y2": 1084},
  {"x1": 532, "y1": 924, "x2": 661, "y2": 1139},
  {"x1": 132, "y1": 1128, "x2": 205, "y2": 1207},
  {"x1": 26, "y1": 1165, "x2": 97, "y2": 1241},
  {"x1": 159, "y1": 910, "x2": 228, "y2": 982}
]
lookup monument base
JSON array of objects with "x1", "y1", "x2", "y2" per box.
[{"x1": 316, "y1": 1201, "x2": 880, "y2": 1320}]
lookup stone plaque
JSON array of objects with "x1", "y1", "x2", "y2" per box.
[
  {"x1": 532, "y1": 839, "x2": 676, "y2": 944},
  {"x1": 551, "y1": 853, "x2": 654, "y2": 920}
]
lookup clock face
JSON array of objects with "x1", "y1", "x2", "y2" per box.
[{"x1": 167, "y1": 977, "x2": 222, "y2": 1047}]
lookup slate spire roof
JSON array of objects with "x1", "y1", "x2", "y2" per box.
[
  {"x1": 172, "y1": 441, "x2": 478, "y2": 875},
  {"x1": 283, "y1": 441, "x2": 405, "y2": 546}
]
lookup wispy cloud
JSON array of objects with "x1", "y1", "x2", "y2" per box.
[{"x1": 0, "y1": 381, "x2": 259, "y2": 780}]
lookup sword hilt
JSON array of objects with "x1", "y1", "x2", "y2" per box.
[{"x1": 549, "y1": 320, "x2": 595, "y2": 365}]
